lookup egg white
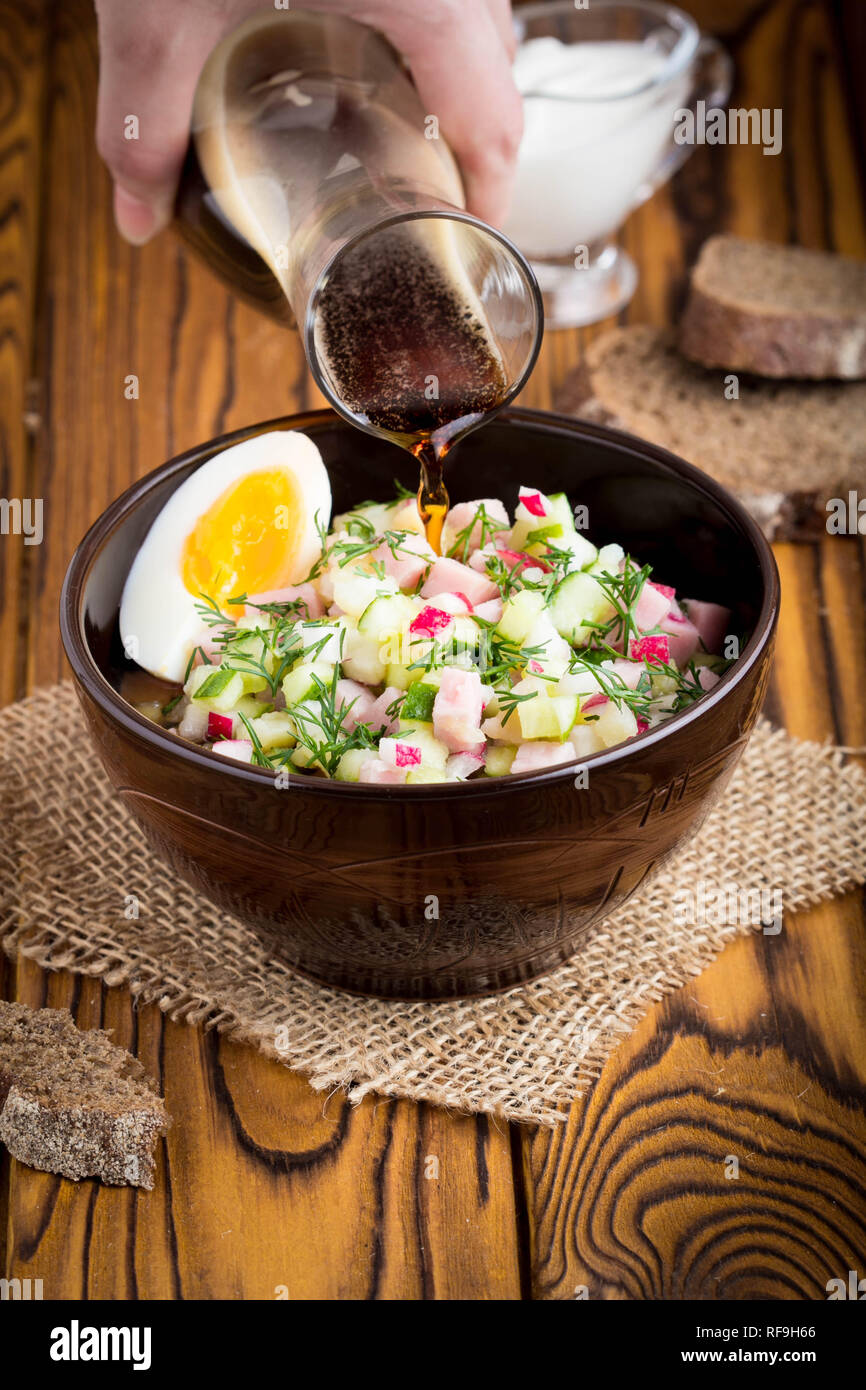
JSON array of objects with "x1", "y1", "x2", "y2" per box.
[{"x1": 119, "y1": 429, "x2": 331, "y2": 682}]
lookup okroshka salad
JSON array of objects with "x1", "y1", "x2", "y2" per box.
[{"x1": 120, "y1": 430, "x2": 735, "y2": 784}]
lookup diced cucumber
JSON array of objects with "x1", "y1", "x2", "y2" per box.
[
  {"x1": 591, "y1": 542, "x2": 625, "y2": 576},
  {"x1": 485, "y1": 745, "x2": 517, "y2": 777},
  {"x1": 231, "y1": 695, "x2": 273, "y2": 736},
  {"x1": 291, "y1": 618, "x2": 346, "y2": 666},
  {"x1": 281, "y1": 660, "x2": 334, "y2": 706},
  {"x1": 357, "y1": 593, "x2": 415, "y2": 642},
  {"x1": 247, "y1": 710, "x2": 297, "y2": 751},
  {"x1": 401, "y1": 681, "x2": 438, "y2": 722},
  {"x1": 548, "y1": 493, "x2": 576, "y2": 534},
  {"x1": 546, "y1": 571, "x2": 615, "y2": 646},
  {"x1": 332, "y1": 567, "x2": 397, "y2": 618},
  {"x1": 496, "y1": 589, "x2": 546, "y2": 644},
  {"x1": 587, "y1": 701, "x2": 638, "y2": 748},
  {"x1": 406, "y1": 766, "x2": 444, "y2": 785},
  {"x1": 341, "y1": 626, "x2": 387, "y2": 684},
  {"x1": 517, "y1": 692, "x2": 579, "y2": 741},
  {"x1": 186, "y1": 665, "x2": 246, "y2": 713},
  {"x1": 335, "y1": 748, "x2": 369, "y2": 782}
]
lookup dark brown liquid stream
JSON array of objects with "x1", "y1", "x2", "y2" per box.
[{"x1": 315, "y1": 223, "x2": 508, "y2": 550}]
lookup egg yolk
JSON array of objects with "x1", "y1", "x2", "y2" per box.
[{"x1": 181, "y1": 469, "x2": 304, "y2": 604}]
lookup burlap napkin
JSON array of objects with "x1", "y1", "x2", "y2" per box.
[{"x1": 2, "y1": 684, "x2": 865, "y2": 1125}]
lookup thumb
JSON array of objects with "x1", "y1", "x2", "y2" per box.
[{"x1": 94, "y1": 2, "x2": 229, "y2": 244}]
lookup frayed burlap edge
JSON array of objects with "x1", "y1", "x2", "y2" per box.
[{"x1": 2, "y1": 684, "x2": 865, "y2": 1125}]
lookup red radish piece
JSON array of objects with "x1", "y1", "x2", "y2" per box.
[
  {"x1": 410, "y1": 605, "x2": 453, "y2": 637},
  {"x1": 207, "y1": 712, "x2": 233, "y2": 741},
  {"x1": 629, "y1": 634, "x2": 671, "y2": 664},
  {"x1": 681, "y1": 599, "x2": 731, "y2": 655},
  {"x1": 495, "y1": 545, "x2": 553, "y2": 575},
  {"x1": 519, "y1": 488, "x2": 547, "y2": 518},
  {"x1": 358, "y1": 757, "x2": 407, "y2": 785},
  {"x1": 421, "y1": 556, "x2": 499, "y2": 605},
  {"x1": 650, "y1": 582, "x2": 676, "y2": 601},
  {"x1": 511, "y1": 741, "x2": 574, "y2": 773},
  {"x1": 453, "y1": 592, "x2": 474, "y2": 612},
  {"x1": 433, "y1": 667, "x2": 486, "y2": 752},
  {"x1": 581, "y1": 692, "x2": 609, "y2": 712},
  {"x1": 636, "y1": 716, "x2": 650, "y2": 733},
  {"x1": 660, "y1": 614, "x2": 699, "y2": 666},
  {"x1": 378, "y1": 738, "x2": 423, "y2": 769},
  {"x1": 211, "y1": 739, "x2": 253, "y2": 764},
  {"x1": 634, "y1": 582, "x2": 671, "y2": 632}
]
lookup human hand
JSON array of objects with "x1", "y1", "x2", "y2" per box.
[{"x1": 95, "y1": 0, "x2": 522, "y2": 243}]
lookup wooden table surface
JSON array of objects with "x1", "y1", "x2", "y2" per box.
[{"x1": 2, "y1": 0, "x2": 865, "y2": 1301}]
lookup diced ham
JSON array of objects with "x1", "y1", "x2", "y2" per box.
[
  {"x1": 358, "y1": 757, "x2": 408, "y2": 785},
  {"x1": 244, "y1": 584, "x2": 323, "y2": 619},
  {"x1": 421, "y1": 556, "x2": 500, "y2": 606},
  {"x1": 211, "y1": 739, "x2": 254, "y2": 764},
  {"x1": 698, "y1": 667, "x2": 721, "y2": 692},
  {"x1": 366, "y1": 686, "x2": 403, "y2": 735},
  {"x1": 608, "y1": 659, "x2": 645, "y2": 690},
  {"x1": 446, "y1": 750, "x2": 486, "y2": 780},
  {"x1": 379, "y1": 738, "x2": 423, "y2": 769},
  {"x1": 682, "y1": 599, "x2": 731, "y2": 655},
  {"x1": 433, "y1": 667, "x2": 486, "y2": 753},
  {"x1": 474, "y1": 597, "x2": 503, "y2": 623},
  {"x1": 441, "y1": 499, "x2": 509, "y2": 558},
  {"x1": 372, "y1": 534, "x2": 434, "y2": 591},
  {"x1": 659, "y1": 614, "x2": 700, "y2": 667},
  {"x1": 629, "y1": 634, "x2": 671, "y2": 665},
  {"x1": 336, "y1": 678, "x2": 379, "y2": 731},
  {"x1": 511, "y1": 741, "x2": 574, "y2": 774},
  {"x1": 634, "y1": 582, "x2": 672, "y2": 632}
]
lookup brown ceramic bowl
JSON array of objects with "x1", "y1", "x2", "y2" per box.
[{"x1": 60, "y1": 408, "x2": 779, "y2": 999}]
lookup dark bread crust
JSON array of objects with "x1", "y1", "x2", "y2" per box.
[
  {"x1": 555, "y1": 326, "x2": 864, "y2": 542},
  {"x1": 0, "y1": 1001, "x2": 169, "y2": 1189},
  {"x1": 679, "y1": 236, "x2": 866, "y2": 379}
]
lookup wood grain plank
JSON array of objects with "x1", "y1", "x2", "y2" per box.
[{"x1": 0, "y1": 0, "x2": 46, "y2": 706}]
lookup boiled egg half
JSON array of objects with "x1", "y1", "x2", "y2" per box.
[{"x1": 120, "y1": 429, "x2": 331, "y2": 682}]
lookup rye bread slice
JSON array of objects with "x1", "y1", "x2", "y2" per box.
[
  {"x1": 679, "y1": 236, "x2": 866, "y2": 379},
  {"x1": 556, "y1": 325, "x2": 866, "y2": 540},
  {"x1": 0, "y1": 1001, "x2": 169, "y2": 1189}
]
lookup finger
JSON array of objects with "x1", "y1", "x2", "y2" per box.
[
  {"x1": 372, "y1": 2, "x2": 523, "y2": 225},
  {"x1": 484, "y1": 0, "x2": 518, "y2": 61},
  {"x1": 94, "y1": 0, "x2": 229, "y2": 243}
]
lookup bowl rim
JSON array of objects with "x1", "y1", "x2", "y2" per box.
[{"x1": 60, "y1": 406, "x2": 780, "y2": 800}]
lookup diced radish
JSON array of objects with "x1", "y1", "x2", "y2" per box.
[
  {"x1": 518, "y1": 488, "x2": 548, "y2": 518},
  {"x1": 211, "y1": 739, "x2": 254, "y2": 764},
  {"x1": 410, "y1": 605, "x2": 453, "y2": 637},
  {"x1": 379, "y1": 738, "x2": 423, "y2": 769},
  {"x1": 336, "y1": 678, "x2": 379, "y2": 731},
  {"x1": 636, "y1": 716, "x2": 650, "y2": 733},
  {"x1": 433, "y1": 667, "x2": 486, "y2": 753},
  {"x1": 474, "y1": 597, "x2": 503, "y2": 623},
  {"x1": 245, "y1": 583, "x2": 323, "y2": 619},
  {"x1": 682, "y1": 599, "x2": 731, "y2": 655},
  {"x1": 429, "y1": 591, "x2": 473, "y2": 615},
  {"x1": 527, "y1": 660, "x2": 545, "y2": 674},
  {"x1": 442, "y1": 499, "x2": 509, "y2": 557},
  {"x1": 650, "y1": 582, "x2": 676, "y2": 601},
  {"x1": 358, "y1": 757, "x2": 408, "y2": 785},
  {"x1": 372, "y1": 534, "x2": 434, "y2": 590},
  {"x1": 699, "y1": 667, "x2": 721, "y2": 692},
  {"x1": 453, "y1": 592, "x2": 474, "y2": 612},
  {"x1": 366, "y1": 686, "x2": 404, "y2": 735},
  {"x1": 629, "y1": 634, "x2": 671, "y2": 664},
  {"x1": 421, "y1": 556, "x2": 499, "y2": 605},
  {"x1": 207, "y1": 711, "x2": 234, "y2": 741},
  {"x1": 660, "y1": 614, "x2": 700, "y2": 667},
  {"x1": 581, "y1": 692, "x2": 609, "y2": 712},
  {"x1": 511, "y1": 741, "x2": 574, "y2": 773},
  {"x1": 634, "y1": 582, "x2": 672, "y2": 632},
  {"x1": 446, "y1": 750, "x2": 486, "y2": 780},
  {"x1": 494, "y1": 545, "x2": 552, "y2": 575}
]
